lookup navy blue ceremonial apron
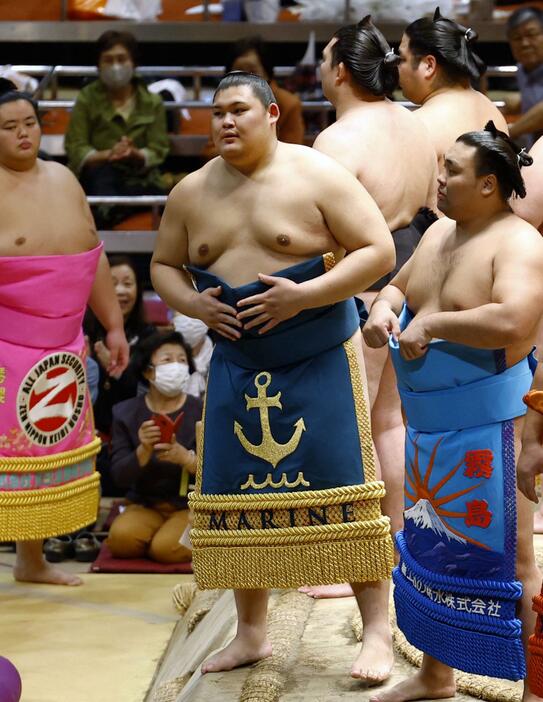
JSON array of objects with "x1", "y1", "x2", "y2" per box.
[{"x1": 187, "y1": 254, "x2": 394, "y2": 589}]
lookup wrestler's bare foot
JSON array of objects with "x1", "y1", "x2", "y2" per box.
[
  {"x1": 298, "y1": 584, "x2": 354, "y2": 599},
  {"x1": 13, "y1": 562, "x2": 83, "y2": 586},
  {"x1": 533, "y1": 509, "x2": 543, "y2": 534},
  {"x1": 369, "y1": 670, "x2": 456, "y2": 702},
  {"x1": 201, "y1": 634, "x2": 272, "y2": 674},
  {"x1": 351, "y1": 630, "x2": 394, "y2": 684}
]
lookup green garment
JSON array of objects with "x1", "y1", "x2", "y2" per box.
[{"x1": 64, "y1": 79, "x2": 170, "y2": 190}]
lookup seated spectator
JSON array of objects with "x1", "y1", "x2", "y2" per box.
[
  {"x1": 229, "y1": 37, "x2": 305, "y2": 144},
  {"x1": 172, "y1": 313, "x2": 213, "y2": 397},
  {"x1": 203, "y1": 36, "x2": 305, "y2": 161},
  {"x1": 106, "y1": 331, "x2": 202, "y2": 563},
  {"x1": 85, "y1": 255, "x2": 156, "y2": 436},
  {"x1": 85, "y1": 255, "x2": 156, "y2": 496},
  {"x1": 506, "y1": 7, "x2": 543, "y2": 145},
  {"x1": 64, "y1": 30, "x2": 170, "y2": 228}
]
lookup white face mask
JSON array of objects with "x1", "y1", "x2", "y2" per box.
[
  {"x1": 100, "y1": 63, "x2": 134, "y2": 89},
  {"x1": 151, "y1": 362, "x2": 190, "y2": 398},
  {"x1": 173, "y1": 315, "x2": 209, "y2": 350}
]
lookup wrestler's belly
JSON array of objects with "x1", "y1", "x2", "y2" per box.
[{"x1": 192, "y1": 243, "x2": 341, "y2": 288}]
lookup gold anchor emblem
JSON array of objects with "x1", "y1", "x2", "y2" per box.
[{"x1": 234, "y1": 372, "x2": 306, "y2": 468}]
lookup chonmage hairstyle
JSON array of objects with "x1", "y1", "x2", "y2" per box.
[
  {"x1": 0, "y1": 78, "x2": 39, "y2": 119},
  {"x1": 213, "y1": 71, "x2": 277, "y2": 108},
  {"x1": 405, "y1": 7, "x2": 486, "y2": 83},
  {"x1": 456, "y1": 120, "x2": 533, "y2": 200},
  {"x1": 331, "y1": 15, "x2": 401, "y2": 97}
]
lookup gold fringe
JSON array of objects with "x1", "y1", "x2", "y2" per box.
[
  {"x1": 0, "y1": 436, "x2": 101, "y2": 473},
  {"x1": 0, "y1": 472, "x2": 100, "y2": 540},
  {"x1": 343, "y1": 338, "x2": 376, "y2": 483},
  {"x1": 192, "y1": 524, "x2": 393, "y2": 589}
]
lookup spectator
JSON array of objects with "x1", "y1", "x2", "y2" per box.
[
  {"x1": 228, "y1": 37, "x2": 305, "y2": 144},
  {"x1": 85, "y1": 255, "x2": 156, "y2": 435},
  {"x1": 172, "y1": 313, "x2": 213, "y2": 397},
  {"x1": 203, "y1": 35, "x2": 305, "y2": 161},
  {"x1": 64, "y1": 30, "x2": 170, "y2": 227},
  {"x1": 85, "y1": 255, "x2": 156, "y2": 496},
  {"x1": 506, "y1": 7, "x2": 543, "y2": 144},
  {"x1": 106, "y1": 331, "x2": 202, "y2": 563}
]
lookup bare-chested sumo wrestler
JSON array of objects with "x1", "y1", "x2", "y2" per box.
[{"x1": 151, "y1": 71, "x2": 397, "y2": 679}]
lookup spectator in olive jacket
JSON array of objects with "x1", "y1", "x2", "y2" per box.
[{"x1": 65, "y1": 30, "x2": 170, "y2": 227}]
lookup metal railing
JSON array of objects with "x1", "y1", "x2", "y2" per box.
[
  {"x1": 98, "y1": 230, "x2": 157, "y2": 253},
  {"x1": 15, "y1": 62, "x2": 520, "y2": 102},
  {"x1": 87, "y1": 195, "x2": 166, "y2": 228}
]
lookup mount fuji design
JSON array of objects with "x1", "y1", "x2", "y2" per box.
[{"x1": 405, "y1": 499, "x2": 466, "y2": 544}]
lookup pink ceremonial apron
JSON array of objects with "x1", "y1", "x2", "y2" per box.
[{"x1": 0, "y1": 244, "x2": 103, "y2": 539}]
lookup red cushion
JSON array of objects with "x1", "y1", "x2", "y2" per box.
[{"x1": 90, "y1": 542, "x2": 193, "y2": 574}]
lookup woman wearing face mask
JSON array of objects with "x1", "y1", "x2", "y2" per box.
[
  {"x1": 106, "y1": 330, "x2": 202, "y2": 563},
  {"x1": 64, "y1": 30, "x2": 170, "y2": 228},
  {"x1": 173, "y1": 312, "x2": 213, "y2": 397}
]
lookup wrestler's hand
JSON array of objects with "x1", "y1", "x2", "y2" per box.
[
  {"x1": 398, "y1": 316, "x2": 432, "y2": 360},
  {"x1": 104, "y1": 327, "x2": 130, "y2": 376},
  {"x1": 193, "y1": 286, "x2": 242, "y2": 341},
  {"x1": 517, "y1": 441, "x2": 543, "y2": 503},
  {"x1": 363, "y1": 302, "x2": 401, "y2": 348},
  {"x1": 236, "y1": 274, "x2": 302, "y2": 334}
]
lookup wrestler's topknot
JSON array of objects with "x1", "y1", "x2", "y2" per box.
[
  {"x1": 405, "y1": 6, "x2": 486, "y2": 83},
  {"x1": 331, "y1": 16, "x2": 400, "y2": 97},
  {"x1": 456, "y1": 120, "x2": 532, "y2": 200}
]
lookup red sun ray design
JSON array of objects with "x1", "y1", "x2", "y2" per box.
[
  {"x1": 422, "y1": 436, "x2": 444, "y2": 490},
  {"x1": 405, "y1": 468, "x2": 417, "y2": 495},
  {"x1": 406, "y1": 434, "x2": 492, "y2": 550}
]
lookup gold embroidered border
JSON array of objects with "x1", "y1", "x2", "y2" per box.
[
  {"x1": 0, "y1": 436, "x2": 101, "y2": 473},
  {"x1": 0, "y1": 472, "x2": 100, "y2": 541},
  {"x1": 192, "y1": 525, "x2": 394, "y2": 589},
  {"x1": 189, "y1": 480, "x2": 385, "y2": 511},
  {"x1": 323, "y1": 251, "x2": 336, "y2": 272},
  {"x1": 191, "y1": 514, "x2": 391, "y2": 547},
  {"x1": 343, "y1": 338, "x2": 376, "y2": 483},
  {"x1": 192, "y1": 497, "x2": 382, "y2": 530},
  {"x1": 194, "y1": 383, "x2": 208, "y2": 490}
]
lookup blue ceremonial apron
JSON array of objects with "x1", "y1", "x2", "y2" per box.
[
  {"x1": 390, "y1": 305, "x2": 535, "y2": 681},
  {"x1": 187, "y1": 254, "x2": 394, "y2": 589}
]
